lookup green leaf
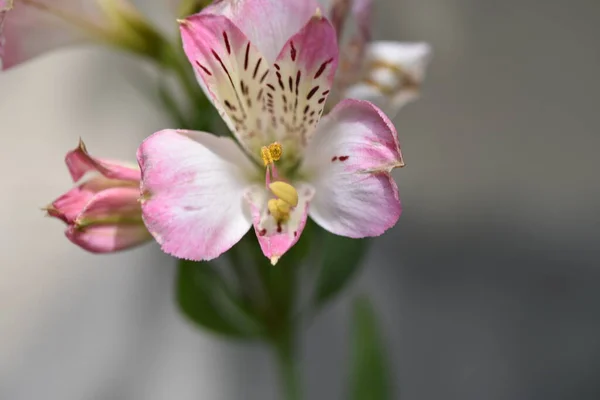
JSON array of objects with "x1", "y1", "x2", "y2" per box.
[
  {"x1": 349, "y1": 296, "x2": 391, "y2": 400},
  {"x1": 313, "y1": 233, "x2": 370, "y2": 307},
  {"x1": 176, "y1": 260, "x2": 262, "y2": 339}
]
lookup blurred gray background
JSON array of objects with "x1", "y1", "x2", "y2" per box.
[{"x1": 1, "y1": 0, "x2": 599, "y2": 399}]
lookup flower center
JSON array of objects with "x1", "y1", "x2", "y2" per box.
[{"x1": 260, "y1": 142, "x2": 299, "y2": 223}]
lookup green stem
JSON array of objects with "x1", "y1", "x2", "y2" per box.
[{"x1": 273, "y1": 327, "x2": 302, "y2": 400}]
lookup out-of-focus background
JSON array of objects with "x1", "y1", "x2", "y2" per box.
[{"x1": 1, "y1": 0, "x2": 599, "y2": 399}]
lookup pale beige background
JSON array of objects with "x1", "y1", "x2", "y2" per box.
[{"x1": 1, "y1": 0, "x2": 600, "y2": 399}]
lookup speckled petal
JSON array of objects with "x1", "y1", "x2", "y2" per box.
[
  {"x1": 300, "y1": 99, "x2": 403, "y2": 237},
  {"x1": 245, "y1": 183, "x2": 315, "y2": 264}
]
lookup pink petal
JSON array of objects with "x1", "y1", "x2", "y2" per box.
[
  {"x1": 75, "y1": 187, "x2": 142, "y2": 226},
  {"x1": 267, "y1": 14, "x2": 338, "y2": 153},
  {"x1": 351, "y1": 0, "x2": 373, "y2": 41},
  {"x1": 202, "y1": 0, "x2": 320, "y2": 63},
  {"x1": 344, "y1": 41, "x2": 431, "y2": 116},
  {"x1": 300, "y1": 99, "x2": 403, "y2": 238},
  {"x1": 180, "y1": 14, "x2": 272, "y2": 160},
  {"x1": 1, "y1": 0, "x2": 92, "y2": 69},
  {"x1": 67, "y1": 187, "x2": 149, "y2": 253},
  {"x1": 65, "y1": 224, "x2": 151, "y2": 253},
  {"x1": 137, "y1": 129, "x2": 256, "y2": 261},
  {"x1": 245, "y1": 183, "x2": 315, "y2": 265},
  {"x1": 66, "y1": 140, "x2": 140, "y2": 183},
  {"x1": 47, "y1": 185, "x2": 96, "y2": 224}
]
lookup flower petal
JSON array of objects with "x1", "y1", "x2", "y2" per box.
[
  {"x1": 245, "y1": 183, "x2": 315, "y2": 264},
  {"x1": 137, "y1": 129, "x2": 257, "y2": 261},
  {"x1": 65, "y1": 224, "x2": 151, "y2": 253},
  {"x1": 75, "y1": 187, "x2": 143, "y2": 227},
  {"x1": 47, "y1": 185, "x2": 96, "y2": 224},
  {"x1": 300, "y1": 99, "x2": 403, "y2": 238},
  {"x1": 1, "y1": 0, "x2": 92, "y2": 69},
  {"x1": 266, "y1": 14, "x2": 338, "y2": 158},
  {"x1": 65, "y1": 140, "x2": 140, "y2": 183},
  {"x1": 202, "y1": 0, "x2": 320, "y2": 63},
  {"x1": 343, "y1": 41, "x2": 432, "y2": 117},
  {"x1": 180, "y1": 13, "x2": 273, "y2": 160}
]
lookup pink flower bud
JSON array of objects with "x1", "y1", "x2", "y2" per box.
[{"x1": 46, "y1": 140, "x2": 151, "y2": 253}]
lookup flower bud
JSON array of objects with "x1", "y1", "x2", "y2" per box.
[{"x1": 46, "y1": 140, "x2": 151, "y2": 253}]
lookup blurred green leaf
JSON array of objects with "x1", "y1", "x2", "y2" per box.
[
  {"x1": 313, "y1": 233, "x2": 370, "y2": 307},
  {"x1": 176, "y1": 260, "x2": 262, "y2": 339},
  {"x1": 157, "y1": 82, "x2": 189, "y2": 128},
  {"x1": 349, "y1": 296, "x2": 391, "y2": 400}
]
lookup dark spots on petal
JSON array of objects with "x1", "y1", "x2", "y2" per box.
[
  {"x1": 195, "y1": 61, "x2": 212, "y2": 76},
  {"x1": 257, "y1": 88, "x2": 264, "y2": 100},
  {"x1": 276, "y1": 72, "x2": 285, "y2": 90},
  {"x1": 290, "y1": 41, "x2": 297, "y2": 61},
  {"x1": 259, "y1": 229, "x2": 267, "y2": 236},
  {"x1": 331, "y1": 156, "x2": 338, "y2": 162},
  {"x1": 253, "y1": 58, "x2": 262, "y2": 79},
  {"x1": 318, "y1": 97, "x2": 326, "y2": 104},
  {"x1": 309, "y1": 110, "x2": 316, "y2": 117},
  {"x1": 274, "y1": 63, "x2": 280, "y2": 71},
  {"x1": 267, "y1": 83, "x2": 275, "y2": 91},
  {"x1": 224, "y1": 100, "x2": 236, "y2": 111},
  {"x1": 244, "y1": 42, "x2": 250, "y2": 70},
  {"x1": 322, "y1": 90, "x2": 330, "y2": 95},
  {"x1": 288, "y1": 76, "x2": 293, "y2": 92},
  {"x1": 307, "y1": 86, "x2": 319, "y2": 100},
  {"x1": 293, "y1": 231, "x2": 298, "y2": 237},
  {"x1": 339, "y1": 155, "x2": 349, "y2": 161},
  {"x1": 295, "y1": 71, "x2": 301, "y2": 95},
  {"x1": 222, "y1": 31, "x2": 231, "y2": 54},
  {"x1": 314, "y1": 58, "x2": 334, "y2": 79},
  {"x1": 240, "y1": 80, "x2": 249, "y2": 95},
  {"x1": 260, "y1": 70, "x2": 269, "y2": 83},
  {"x1": 277, "y1": 223, "x2": 283, "y2": 233}
]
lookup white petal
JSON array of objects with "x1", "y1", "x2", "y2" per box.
[
  {"x1": 137, "y1": 129, "x2": 259, "y2": 261},
  {"x1": 301, "y1": 99, "x2": 403, "y2": 238},
  {"x1": 344, "y1": 41, "x2": 432, "y2": 116}
]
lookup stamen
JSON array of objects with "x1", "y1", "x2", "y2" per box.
[{"x1": 260, "y1": 141, "x2": 282, "y2": 166}]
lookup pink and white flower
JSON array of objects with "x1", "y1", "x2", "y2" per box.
[
  {"x1": 325, "y1": 0, "x2": 432, "y2": 117},
  {"x1": 46, "y1": 140, "x2": 151, "y2": 253},
  {"x1": 0, "y1": 0, "x2": 159, "y2": 69},
  {"x1": 137, "y1": 0, "x2": 405, "y2": 265}
]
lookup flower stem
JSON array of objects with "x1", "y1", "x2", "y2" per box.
[{"x1": 273, "y1": 326, "x2": 302, "y2": 400}]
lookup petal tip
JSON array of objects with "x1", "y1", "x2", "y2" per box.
[{"x1": 270, "y1": 255, "x2": 280, "y2": 265}]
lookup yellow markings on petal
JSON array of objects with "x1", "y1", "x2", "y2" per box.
[
  {"x1": 260, "y1": 141, "x2": 283, "y2": 166},
  {"x1": 269, "y1": 181, "x2": 298, "y2": 207},
  {"x1": 270, "y1": 256, "x2": 280, "y2": 266},
  {"x1": 314, "y1": 7, "x2": 323, "y2": 19}
]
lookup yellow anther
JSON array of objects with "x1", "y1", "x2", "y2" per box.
[
  {"x1": 275, "y1": 199, "x2": 290, "y2": 213},
  {"x1": 269, "y1": 181, "x2": 298, "y2": 207},
  {"x1": 268, "y1": 198, "x2": 291, "y2": 223},
  {"x1": 260, "y1": 142, "x2": 282, "y2": 166},
  {"x1": 268, "y1": 198, "x2": 284, "y2": 220}
]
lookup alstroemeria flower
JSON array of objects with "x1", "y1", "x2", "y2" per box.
[
  {"x1": 325, "y1": 0, "x2": 432, "y2": 117},
  {"x1": 137, "y1": 0, "x2": 404, "y2": 264},
  {"x1": 46, "y1": 141, "x2": 151, "y2": 253},
  {"x1": 1, "y1": 0, "x2": 161, "y2": 69}
]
